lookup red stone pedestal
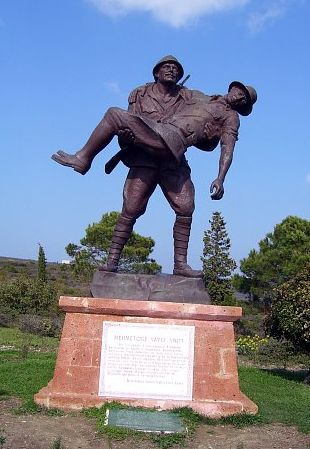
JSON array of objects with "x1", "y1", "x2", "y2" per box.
[{"x1": 35, "y1": 297, "x2": 257, "y2": 417}]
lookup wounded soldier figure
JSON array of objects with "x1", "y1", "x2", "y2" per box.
[{"x1": 52, "y1": 55, "x2": 257, "y2": 277}]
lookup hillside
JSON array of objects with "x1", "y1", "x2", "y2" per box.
[{"x1": 0, "y1": 256, "x2": 89, "y2": 294}]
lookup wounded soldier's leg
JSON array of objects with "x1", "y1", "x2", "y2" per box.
[
  {"x1": 51, "y1": 107, "x2": 131, "y2": 174},
  {"x1": 52, "y1": 107, "x2": 168, "y2": 174}
]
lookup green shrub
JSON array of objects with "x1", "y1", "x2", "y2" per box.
[
  {"x1": 0, "y1": 277, "x2": 59, "y2": 316},
  {"x1": 236, "y1": 335, "x2": 269, "y2": 355},
  {"x1": 266, "y1": 264, "x2": 310, "y2": 353},
  {"x1": 0, "y1": 313, "x2": 10, "y2": 327},
  {"x1": 0, "y1": 432, "x2": 6, "y2": 449},
  {"x1": 19, "y1": 314, "x2": 63, "y2": 337},
  {"x1": 237, "y1": 335, "x2": 310, "y2": 367},
  {"x1": 255, "y1": 338, "x2": 310, "y2": 367},
  {"x1": 49, "y1": 437, "x2": 65, "y2": 449},
  {"x1": 3, "y1": 264, "x2": 18, "y2": 272}
]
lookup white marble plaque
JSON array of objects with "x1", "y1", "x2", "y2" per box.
[{"x1": 99, "y1": 322, "x2": 195, "y2": 400}]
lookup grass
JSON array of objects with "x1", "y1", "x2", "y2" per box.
[
  {"x1": 0, "y1": 350, "x2": 56, "y2": 412},
  {"x1": 0, "y1": 433, "x2": 6, "y2": 449},
  {"x1": 239, "y1": 365, "x2": 310, "y2": 433},
  {"x1": 0, "y1": 327, "x2": 59, "y2": 351},
  {"x1": 49, "y1": 437, "x2": 65, "y2": 449}
]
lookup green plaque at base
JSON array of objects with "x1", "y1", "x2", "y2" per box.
[{"x1": 105, "y1": 409, "x2": 185, "y2": 433}]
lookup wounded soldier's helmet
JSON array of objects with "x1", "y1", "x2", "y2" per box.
[{"x1": 228, "y1": 81, "x2": 257, "y2": 116}]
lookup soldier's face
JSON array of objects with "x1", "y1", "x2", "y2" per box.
[
  {"x1": 228, "y1": 86, "x2": 248, "y2": 107},
  {"x1": 156, "y1": 63, "x2": 180, "y2": 84}
]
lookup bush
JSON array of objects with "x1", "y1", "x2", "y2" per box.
[
  {"x1": 207, "y1": 280, "x2": 237, "y2": 306},
  {"x1": 18, "y1": 314, "x2": 63, "y2": 337},
  {"x1": 234, "y1": 302, "x2": 265, "y2": 337},
  {"x1": 255, "y1": 338, "x2": 296, "y2": 365},
  {"x1": 0, "y1": 313, "x2": 10, "y2": 327},
  {"x1": 0, "y1": 277, "x2": 59, "y2": 316},
  {"x1": 266, "y1": 264, "x2": 310, "y2": 353},
  {"x1": 236, "y1": 334, "x2": 269, "y2": 356},
  {"x1": 237, "y1": 335, "x2": 310, "y2": 367}
]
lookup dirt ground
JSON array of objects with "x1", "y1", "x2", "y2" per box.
[{"x1": 0, "y1": 401, "x2": 309, "y2": 449}]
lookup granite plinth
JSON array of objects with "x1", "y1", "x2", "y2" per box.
[
  {"x1": 35, "y1": 297, "x2": 258, "y2": 417},
  {"x1": 91, "y1": 271, "x2": 211, "y2": 304}
]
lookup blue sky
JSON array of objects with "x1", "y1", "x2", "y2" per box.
[{"x1": 0, "y1": 0, "x2": 309, "y2": 273}]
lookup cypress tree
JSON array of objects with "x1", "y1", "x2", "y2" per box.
[
  {"x1": 201, "y1": 212, "x2": 237, "y2": 305},
  {"x1": 37, "y1": 244, "x2": 47, "y2": 282}
]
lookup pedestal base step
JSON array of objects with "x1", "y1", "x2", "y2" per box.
[{"x1": 35, "y1": 387, "x2": 257, "y2": 418}]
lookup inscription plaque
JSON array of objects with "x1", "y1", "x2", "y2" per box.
[
  {"x1": 105, "y1": 409, "x2": 185, "y2": 433},
  {"x1": 99, "y1": 322, "x2": 195, "y2": 400}
]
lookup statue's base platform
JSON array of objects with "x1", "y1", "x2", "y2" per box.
[
  {"x1": 91, "y1": 271, "x2": 211, "y2": 304},
  {"x1": 35, "y1": 296, "x2": 257, "y2": 417}
]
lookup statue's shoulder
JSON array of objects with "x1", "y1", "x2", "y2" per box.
[
  {"x1": 181, "y1": 87, "x2": 211, "y2": 102},
  {"x1": 209, "y1": 94, "x2": 223, "y2": 101},
  {"x1": 189, "y1": 88, "x2": 206, "y2": 97},
  {"x1": 128, "y1": 83, "x2": 154, "y2": 103}
]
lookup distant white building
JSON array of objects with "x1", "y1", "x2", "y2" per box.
[{"x1": 61, "y1": 259, "x2": 71, "y2": 265}]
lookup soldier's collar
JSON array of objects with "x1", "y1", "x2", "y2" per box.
[{"x1": 149, "y1": 83, "x2": 184, "y2": 100}]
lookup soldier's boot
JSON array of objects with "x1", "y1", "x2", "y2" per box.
[
  {"x1": 51, "y1": 111, "x2": 117, "y2": 175},
  {"x1": 51, "y1": 150, "x2": 92, "y2": 175},
  {"x1": 173, "y1": 215, "x2": 203, "y2": 278},
  {"x1": 99, "y1": 215, "x2": 136, "y2": 272}
]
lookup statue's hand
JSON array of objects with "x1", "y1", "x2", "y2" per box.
[
  {"x1": 118, "y1": 128, "x2": 135, "y2": 147},
  {"x1": 204, "y1": 122, "x2": 218, "y2": 140},
  {"x1": 210, "y1": 178, "x2": 224, "y2": 200}
]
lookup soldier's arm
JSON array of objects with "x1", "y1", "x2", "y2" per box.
[
  {"x1": 128, "y1": 87, "x2": 139, "y2": 113},
  {"x1": 117, "y1": 86, "x2": 141, "y2": 148},
  {"x1": 127, "y1": 84, "x2": 149, "y2": 113},
  {"x1": 210, "y1": 114, "x2": 240, "y2": 200}
]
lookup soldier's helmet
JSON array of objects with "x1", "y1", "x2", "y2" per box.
[
  {"x1": 228, "y1": 81, "x2": 257, "y2": 116},
  {"x1": 152, "y1": 55, "x2": 184, "y2": 83}
]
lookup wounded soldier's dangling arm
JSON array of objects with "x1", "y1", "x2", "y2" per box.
[{"x1": 210, "y1": 132, "x2": 237, "y2": 200}]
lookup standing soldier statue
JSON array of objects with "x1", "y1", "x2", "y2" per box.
[{"x1": 52, "y1": 55, "x2": 257, "y2": 277}]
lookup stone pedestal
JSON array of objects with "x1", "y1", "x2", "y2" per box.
[
  {"x1": 91, "y1": 271, "x2": 211, "y2": 304},
  {"x1": 35, "y1": 296, "x2": 257, "y2": 417}
]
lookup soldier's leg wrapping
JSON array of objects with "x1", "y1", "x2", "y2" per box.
[
  {"x1": 159, "y1": 165, "x2": 202, "y2": 278},
  {"x1": 172, "y1": 215, "x2": 202, "y2": 277},
  {"x1": 100, "y1": 167, "x2": 159, "y2": 272},
  {"x1": 100, "y1": 215, "x2": 136, "y2": 272}
]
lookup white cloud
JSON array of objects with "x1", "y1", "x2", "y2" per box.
[
  {"x1": 306, "y1": 172, "x2": 310, "y2": 184},
  {"x1": 103, "y1": 81, "x2": 121, "y2": 94},
  {"x1": 246, "y1": 1, "x2": 288, "y2": 34},
  {"x1": 87, "y1": 0, "x2": 249, "y2": 27}
]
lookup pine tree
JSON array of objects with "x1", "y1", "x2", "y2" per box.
[
  {"x1": 66, "y1": 211, "x2": 161, "y2": 280},
  {"x1": 37, "y1": 244, "x2": 47, "y2": 282},
  {"x1": 201, "y1": 212, "x2": 237, "y2": 305},
  {"x1": 239, "y1": 215, "x2": 310, "y2": 303}
]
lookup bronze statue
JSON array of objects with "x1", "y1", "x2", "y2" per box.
[{"x1": 52, "y1": 55, "x2": 257, "y2": 277}]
